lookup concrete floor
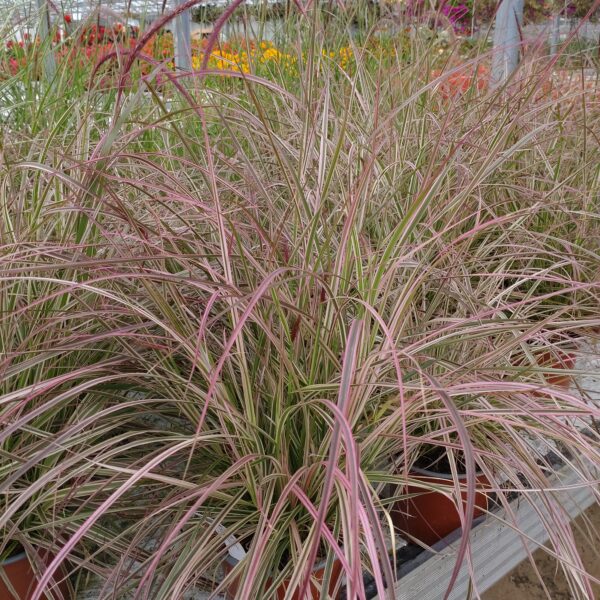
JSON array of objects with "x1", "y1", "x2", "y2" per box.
[{"x1": 483, "y1": 503, "x2": 600, "y2": 600}]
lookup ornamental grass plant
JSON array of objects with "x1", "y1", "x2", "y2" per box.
[{"x1": 1, "y1": 3, "x2": 600, "y2": 599}]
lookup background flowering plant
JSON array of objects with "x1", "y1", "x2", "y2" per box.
[{"x1": 471, "y1": 0, "x2": 598, "y2": 23}]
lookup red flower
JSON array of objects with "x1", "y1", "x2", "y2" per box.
[{"x1": 64, "y1": 14, "x2": 72, "y2": 24}]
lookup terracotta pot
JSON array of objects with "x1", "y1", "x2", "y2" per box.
[
  {"x1": 222, "y1": 554, "x2": 343, "y2": 600},
  {"x1": 0, "y1": 550, "x2": 70, "y2": 600},
  {"x1": 513, "y1": 348, "x2": 576, "y2": 391},
  {"x1": 431, "y1": 65, "x2": 489, "y2": 99},
  {"x1": 391, "y1": 467, "x2": 490, "y2": 546},
  {"x1": 540, "y1": 350, "x2": 576, "y2": 388}
]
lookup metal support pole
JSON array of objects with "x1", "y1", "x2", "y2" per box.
[
  {"x1": 550, "y1": 12, "x2": 560, "y2": 56},
  {"x1": 36, "y1": 0, "x2": 56, "y2": 80},
  {"x1": 491, "y1": 0, "x2": 524, "y2": 88},
  {"x1": 174, "y1": 0, "x2": 192, "y2": 71}
]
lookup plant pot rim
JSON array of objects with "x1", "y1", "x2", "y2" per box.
[
  {"x1": 1, "y1": 550, "x2": 27, "y2": 567},
  {"x1": 223, "y1": 553, "x2": 332, "y2": 573},
  {"x1": 411, "y1": 465, "x2": 485, "y2": 481}
]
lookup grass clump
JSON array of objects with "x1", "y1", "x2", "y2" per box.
[{"x1": 1, "y1": 4, "x2": 600, "y2": 599}]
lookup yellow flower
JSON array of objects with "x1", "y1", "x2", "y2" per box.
[{"x1": 262, "y1": 47, "x2": 283, "y2": 62}]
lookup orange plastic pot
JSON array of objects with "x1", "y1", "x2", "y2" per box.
[
  {"x1": 513, "y1": 348, "x2": 576, "y2": 391},
  {"x1": 391, "y1": 467, "x2": 490, "y2": 546},
  {"x1": 431, "y1": 65, "x2": 489, "y2": 99},
  {"x1": 222, "y1": 555, "x2": 343, "y2": 600},
  {"x1": 0, "y1": 550, "x2": 69, "y2": 600},
  {"x1": 540, "y1": 350, "x2": 576, "y2": 388}
]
